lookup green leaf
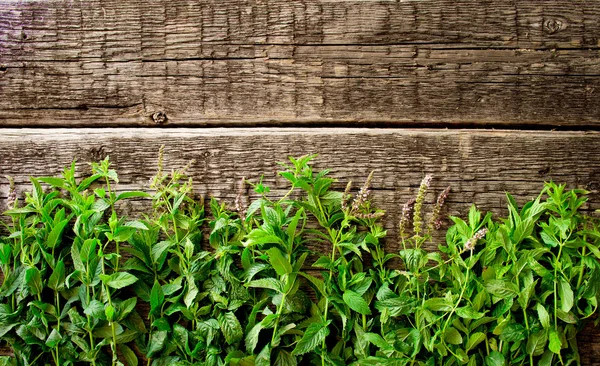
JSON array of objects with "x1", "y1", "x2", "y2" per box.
[
  {"x1": 39, "y1": 177, "x2": 65, "y2": 188},
  {"x1": 526, "y1": 330, "x2": 548, "y2": 357},
  {"x1": 537, "y1": 303, "x2": 551, "y2": 329},
  {"x1": 117, "y1": 191, "x2": 151, "y2": 201},
  {"x1": 500, "y1": 323, "x2": 526, "y2": 342},
  {"x1": 456, "y1": 305, "x2": 484, "y2": 319},
  {"x1": 558, "y1": 279, "x2": 574, "y2": 313},
  {"x1": 113, "y1": 226, "x2": 137, "y2": 242},
  {"x1": 116, "y1": 330, "x2": 140, "y2": 344},
  {"x1": 256, "y1": 344, "x2": 271, "y2": 366},
  {"x1": 219, "y1": 312, "x2": 243, "y2": 345},
  {"x1": 343, "y1": 290, "x2": 371, "y2": 315},
  {"x1": 312, "y1": 256, "x2": 333, "y2": 269},
  {"x1": 539, "y1": 350, "x2": 555, "y2": 366},
  {"x1": 100, "y1": 272, "x2": 138, "y2": 289},
  {"x1": 300, "y1": 273, "x2": 327, "y2": 298},
  {"x1": 117, "y1": 297, "x2": 138, "y2": 321},
  {"x1": 150, "y1": 280, "x2": 164, "y2": 315},
  {"x1": 184, "y1": 276, "x2": 198, "y2": 308},
  {"x1": 0, "y1": 244, "x2": 11, "y2": 265},
  {"x1": 84, "y1": 300, "x2": 105, "y2": 319},
  {"x1": 274, "y1": 350, "x2": 297, "y2": 366},
  {"x1": 466, "y1": 332, "x2": 486, "y2": 351},
  {"x1": 485, "y1": 351, "x2": 505, "y2": 366},
  {"x1": 47, "y1": 260, "x2": 65, "y2": 291},
  {"x1": 468, "y1": 205, "x2": 481, "y2": 229},
  {"x1": 78, "y1": 173, "x2": 103, "y2": 192},
  {"x1": 286, "y1": 208, "x2": 305, "y2": 247},
  {"x1": 444, "y1": 327, "x2": 463, "y2": 345},
  {"x1": 92, "y1": 199, "x2": 111, "y2": 212},
  {"x1": 45, "y1": 328, "x2": 62, "y2": 348},
  {"x1": 267, "y1": 247, "x2": 292, "y2": 276},
  {"x1": 245, "y1": 323, "x2": 262, "y2": 353},
  {"x1": 556, "y1": 309, "x2": 577, "y2": 324},
  {"x1": 47, "y1": 219, "x2": 69, "y2": 249},
  {"x1": 25, "y1": 267, "x2": 43, "y2": 295},
  {"x1": 147, "y1": 330, "x2": 168, "y2": 358},
  {"x1": 246, "y1": 278, "x2": 284, "y2": 293},
  {"x1": 151, "y1": 241, "x2": 171, "y2": 263},
  {"x1": 105, "y1": 304, "x2": 115, "y2": 322},
  {"x1": 485, "y1": 280, "x2": 518, "y2": 299},
  {"x1": 80, "y1": 239, "x2": 98, "y2": 263},
  {"x1": 513, "y1": 218, "x2": 534, "y2": 243},
  {"x1": 424, "y1": 297, "x2": 454, "y2": 312},
  {"x1": 0, "y1": 266, "x2": 24, "y2": 297},
  {"x1": 549, "y1": 328, "x2": 562, "y2": 354},
  {"x1": 292, "y1": 321, "x2": 331, "y2": 356},
  {"x1": 124, "y1": 220, "x2": 149, "y2": 230},
  {"x1": 243, "y1": 228, "x2": 284, "y2": 247},
  {"x1": 241, "y1": 248, "x2": 253, "y2": 270},
  {"x1": 120, "y1": 344, "x2": 138, "y2": 366}
]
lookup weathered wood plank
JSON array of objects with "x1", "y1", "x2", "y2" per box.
[
  {"x1": 1, "y1": 128, "x2": 599, "y2": 245},
  {"x1": 0, "y1": 128, "x2": 599, "y2": 362},
  {"x1": 1, "y1": 1, "x2": 600, "y2": 127}
]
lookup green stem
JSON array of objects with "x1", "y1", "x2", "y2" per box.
[
  {"x1": 515, "y1": 275, "x2": 533, "y2": 365},
  {"x1": 577, "y1": 241, "x2": 587, "y2": 289},
  {"x1": 554, "y1": 245, "x2": 563, "y2": 330},
  {"x1": 55, "y1": 291, "x2": 61, "y2": 366},
  {"x1": 321, "y1": 228, "x2": 341, "y2": 366},
  {"x1": 86, "y1": 282, "x2": 97, "y2": 366},
  {"x1": 441, "y1": 251, "x2": 472, "y2": 334},
  {"x1": 271, "y1": 292, "x2": 288, "y2": 344}
]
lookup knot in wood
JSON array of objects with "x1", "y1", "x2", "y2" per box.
[
  {"x1": 543, "y1": 18, "x2": 563, "y2": 34},
  {"x1": 152, "y1": 111, "x2": 167, "y2": 124}
]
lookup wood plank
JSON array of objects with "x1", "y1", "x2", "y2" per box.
[
  {"x1": 0, "y1": 128, "x2": 600, "y2": 363},
  {"x1": 1, "y1": 1, "x2": 600, "y2": 127},
  {"x1": 1, "y1": 128, "x2": 599, "y2": 246}
]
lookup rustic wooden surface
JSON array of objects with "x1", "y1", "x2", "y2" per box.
[
  {"x1": 0, "y1": 128, "x2": 599, "y2": 363},
  {"x1": 2, "y1": 0, "x2": 600, "y2": 362},
  {"x1": 2, "y1": 0, "x2": 600, "y2": 127},
  {"x1": 1, "y1": 128, "x2": 599, "y2": 247}
]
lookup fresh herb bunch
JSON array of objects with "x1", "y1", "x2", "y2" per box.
[
  {"x1": 0, "y1": 158, "x2": 149, "y2": 366},
  {"x1": 0, "y1": 153, "x2": 599, "y2": 366}
]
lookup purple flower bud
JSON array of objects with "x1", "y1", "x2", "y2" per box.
[{"x1": 465, "y1": 228, "x2": 488, "y2": 251}]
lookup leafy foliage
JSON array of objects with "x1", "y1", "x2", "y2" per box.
[{"x1": 0, "y1": 153, "x2": 599, "y2": 366}]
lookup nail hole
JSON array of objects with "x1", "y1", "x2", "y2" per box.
[{"x1": 152, "y1": 111, "x2": 168, "y2": 124}]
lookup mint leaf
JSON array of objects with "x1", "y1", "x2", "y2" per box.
[
  {"x1": 100, "y1": 272, "x2": 138, "y2": 289},
  {"x1": 246, "y1": 278, "x2": 284, "y2": 293},
  {"x1": 292, "y1": 321, "x2": 331, "y2": 356},
  {"x1": 343, "y1": 289, "x2": 371, "y2": 315},
  {"x1": 219, "y1": 311, "x2": 243, "y2": 345},
  {"x1": 267, "y1": 248, "x2": 292, "y2": 276}
]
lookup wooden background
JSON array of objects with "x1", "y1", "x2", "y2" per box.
[{"x1": 1, "y1": 0, "x2": 600, "y2": 364}]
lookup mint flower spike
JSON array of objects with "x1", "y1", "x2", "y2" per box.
[
  {"x1": 234, "y1": 176, "x2": 248, "y2": 219},
  {"x1": 347, "y1": 171, "x2": 384, "y2": 220},
  {"x1": 5, "y1": 175, "x2": 16, "y2": 208},
  {"x1": 465, "y1": 228, "x2": 488, "y2": 251},
  {"x1": 399, "y1": 198, "x2": 416, "y2": 239},
  {"x1": 413, "y1": 174, "x2": 432, "y2": 236},
  {"x1": 341, "y1": 181, "x2": 352, "y2": 212},
  {"x1": 351, "y1": 171, "x2": 374, "y2": 213},
  {"x1": 429, "y1": 186, "x2": 451, "y2": 231}
]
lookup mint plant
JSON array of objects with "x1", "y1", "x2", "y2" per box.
[{"x1": 0, "y1": 153, "x2": 599, "y2": 366}]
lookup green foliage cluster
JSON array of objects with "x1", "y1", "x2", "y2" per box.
[{"x1": 0, "y1": 154, "x2": 599, "y2": 366}]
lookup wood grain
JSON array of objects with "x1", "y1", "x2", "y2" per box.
[
  {"x1": 1, "y1": 128, "x2": 599, "y2": 245},
  {"x1": 0, "y1": 128, "x2": 599, "y2": 363},
  {"x1": 1, "y1": 0, "x2": 600, "y2": 127}
]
